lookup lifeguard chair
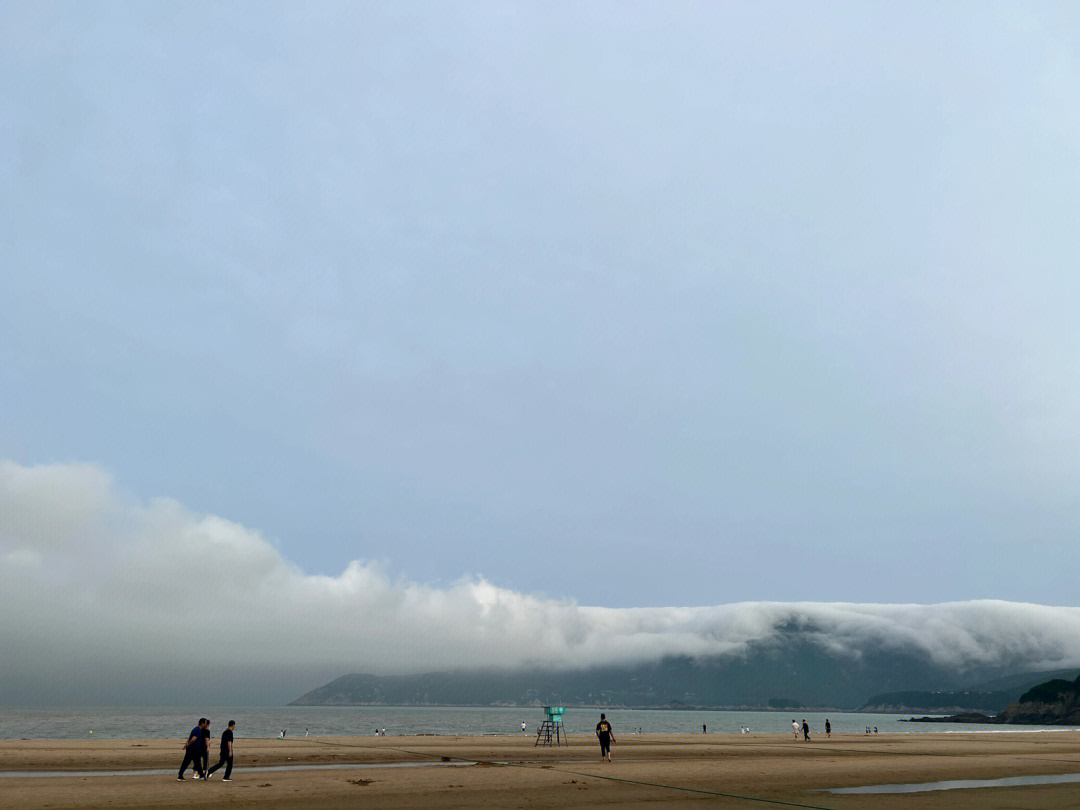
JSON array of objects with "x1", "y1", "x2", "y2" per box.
[{"x1": 535, "y1": 705, "x2": 567, "y2": 746}]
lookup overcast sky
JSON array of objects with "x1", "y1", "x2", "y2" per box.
[{"x1": 3, "y1": 2, "x2": 1080, "y2": 702}]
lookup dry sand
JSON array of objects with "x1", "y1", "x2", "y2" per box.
[{"x1": 3, "y1": 731, "x2": 1080, "y2": 809}]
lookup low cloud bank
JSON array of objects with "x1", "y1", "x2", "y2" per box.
[{"x1": 3, "y1": 460, "x2": 1079, "y2": 704}]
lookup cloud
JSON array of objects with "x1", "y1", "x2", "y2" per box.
[{"x1": 3, "y1": 459, "x2": 1079, "y2": 704}]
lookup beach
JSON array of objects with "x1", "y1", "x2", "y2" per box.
[{"x1": 4, "y1": 731, "x2": 1080, "y2": 809}]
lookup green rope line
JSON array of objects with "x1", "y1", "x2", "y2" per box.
[
  {"x1": 613, "y1": 736, "x2": 967, "y2": 758},
  {"x1": 512, "y1": 761, "x2": 839, "y2": 810},
  {"x1": 287, "y1": 732, "x2": 1073, "y2": 807},
  {"x1": 285, "y1": 735, "x2": 840, "y2": 809}
]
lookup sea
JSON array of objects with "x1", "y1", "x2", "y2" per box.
[{"x1": 2, "y1": 706, "x2": 1078, "y2": 741}]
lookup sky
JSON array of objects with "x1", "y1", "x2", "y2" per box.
[{"x1": 2, "y1": 2, "x2": 1080, "y2": 703}]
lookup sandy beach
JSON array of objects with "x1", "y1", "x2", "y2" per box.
[{"x1": 3, "y1": 731, "x2": 1080, "y2": 809}]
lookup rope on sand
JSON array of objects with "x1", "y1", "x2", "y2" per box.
[
  {"x1": 508, "y1": 760, "x2": 840, "y2": 810},
  {"x1": 285, "y1": 736, "x2": 840, "y2": 810}
]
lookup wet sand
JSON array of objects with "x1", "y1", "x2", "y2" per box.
[{"x1": 3, "y1": 731, "x2": 1080, "y2": 809}]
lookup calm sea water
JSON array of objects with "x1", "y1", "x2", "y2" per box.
[{"x1": 2, "y1": 706, "x2": 1077, "y2": 741}]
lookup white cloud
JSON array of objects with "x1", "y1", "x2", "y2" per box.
[{"x1": 3, "y1": 459, "x2": 1080, "y2": 704}]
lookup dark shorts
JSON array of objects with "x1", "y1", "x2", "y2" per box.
[{"x1": 598, "y1": 736, "x2": 610, "y2": 755}]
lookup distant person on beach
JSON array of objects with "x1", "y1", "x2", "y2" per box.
[
  {"x1": 206, "y1": 720, "x2": 235, "y2": 781},
  {"x1": 521, "y1": 720, "x2": 527, "y2": 734},
  {"x1": 792, "y1": 720, "x2": 799, "y2": 739},
  {"x1": 825, "y1": 718, "x2": 831, "y2": 738},
  {"x1": 702, "y1": 723, "x2": 707, "y2": 734},
  {"x1": 802, "y1": 719, "x2": 810, "y2": 741},
  {"x1": 177, "y1": 718, "x2": 208, "y2": 780},
  {"x1": 595, "y1": 713, "x2": 615, "y2": 762}
]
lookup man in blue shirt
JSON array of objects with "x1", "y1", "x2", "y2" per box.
[{"x1": 177, "y1": 718, "x2": 208, "y2": 780}]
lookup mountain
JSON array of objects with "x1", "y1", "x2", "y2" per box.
[
  {"x1": 965, "y1": 668, "x2": 1080, "y2": 693},
  {"x1": 860, "y1": 669, "x2": 1080, "y2": 713},
  {"x1": 994, "y1": 672, "x2": 1080, "y2": 724},
  {"x1": 907, "y1": 671, "x2": 1080, "y2": 725},
  {"x1": 290, "y1": 630, "x2": 1066, "y2": 709},
  {"x1": 860, "y1": 689, "x2": 1018, "y2": 714}
]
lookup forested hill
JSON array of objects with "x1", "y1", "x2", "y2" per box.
[
  {"x1": 290, "y1": 636, "x2": 1067, "y2": 710},
  {"x1": 995, "y1": 672, "x2": 1080, "y2": 724},
  {"x1": 861, "y1": 669, "x2": 1080, "y2": 713},
  {"x1": 861, "y1": 689, "x2": 1017, "y2": 713}
]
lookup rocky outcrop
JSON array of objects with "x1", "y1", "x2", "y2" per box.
[
  {"x1": 906, "y1": 712, "x2": 995, "y2": 723},
  {"x1": 995, "y1": 673, "x2": 1080, "y2": 725}
]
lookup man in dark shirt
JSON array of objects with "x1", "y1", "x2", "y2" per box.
[
  {"x1": 595, "y1": 713, "x2": 615, "y2": 762},
  {"x1": 199, "y1": 720, "x2": 212, "y2": 777},
  {"x1": 207, "y1": 720, "x2": 236, "y2": 781},
  {"x1": 177, "y1": 718, "x2": 208, "y2": 780}
]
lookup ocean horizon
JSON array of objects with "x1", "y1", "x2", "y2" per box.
[{"x1": 3, "y1": 705, "x2": 1078, "y2": 741}]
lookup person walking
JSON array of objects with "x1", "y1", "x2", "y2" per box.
[
  {"x1": 792, "y1": 719, "x2": 799, "y2": 739},
  {"x1": 801, "y1": 719, "x2": 810, "y2": 742},
  {"x1": 825, "y1": 718, "x2": 831, "y2": 738},
  {"x1": 206, "y1": 720, "x2": 236, "y2": 781},
  {"x1": 177, "y1": 718, "x2": 208, "y2": 780},
  {"x1": 521, "y1": 720, "x2": 527, "y2": 734},
  {"x1": 595, "y1": 713, "x2": 615, "y2": 762},
  {"x1": 199, "y1": 720, "x2": 212, "y2": 777}
]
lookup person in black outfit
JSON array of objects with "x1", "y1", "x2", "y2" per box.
[
  {"x1": 199, "y1": 720, "x2": 212, "y2": 777},
  {"x1": 801, "y1": 719, "x2": 810, "y2": 741},
  {"x1": 595, "y1": 713, "x2": 615, "y2": 762},
  {"x1": 207, "y1": 720, "x2": 236, "y2": 781},
  {"x1": 825, "y1": 718, "x2": 831, "y2": 738},
  {"x1": 177, "y1": 718, "x2": 208, "y2": 780}
]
